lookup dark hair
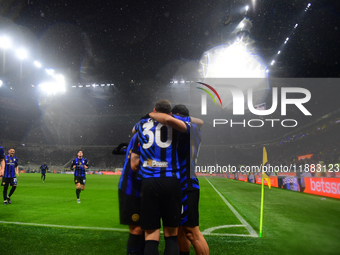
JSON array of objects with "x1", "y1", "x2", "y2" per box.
[
  {"x1": 172, "y1": 104, "x2": 189, "y2": 117},
  {"x1": 155, "y1": 99, "x2": 171, "y2": 114}
]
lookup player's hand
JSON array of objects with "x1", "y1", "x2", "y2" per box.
[
  {"x1": 72, "y1": 165, "x2": 76, "y2": 169},
  {"x1": 16, "y1": 173, "x2": 19, "y2": 177}
]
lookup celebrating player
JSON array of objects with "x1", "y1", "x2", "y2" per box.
[
  {"x1": 115, "y1": 136, "x2": 145, "y2": 255},
  {"x1": 171, "y1": 104, "x2": 209, "y2": 255},
  {"x1": 71, "y1": 151, "x2": 88, "y2": 203},
  {"x1": 131, "y1": 99, "x2": 189, "y2": 255},
  {"x1": 1, "y1": 148, "x2": 19, "y2": 205},
  {"x1": 40, "y1": 162, "x2": 48, "y2": 183}
]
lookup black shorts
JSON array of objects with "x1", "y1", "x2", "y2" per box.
[
  {"x1": 181, "y1": 188, "x2": 200, "y2": 227},
  {"x1": 119, "y1": 189, "x2": 141, "y2": 225},
  {"x1": 141, "y1": 177, "x2": 181, "y2": 230},
  {"x1": 1, "y1": 177, "x2": 17, "y2": 186},
  {"x1": 41, "y1": 172, "x2": 46, "y2": 176},
  {"x1": 74, "y1": 176, "x2": 86, "y2": 185}
]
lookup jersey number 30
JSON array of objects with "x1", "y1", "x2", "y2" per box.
[{"x1": 142, "y1": 122, "x2": 172, "y2": 149}]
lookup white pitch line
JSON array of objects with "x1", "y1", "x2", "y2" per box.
[
  {"x1": 203, "y1": 233, "x2": 253, "y2": 237},
  {"x1": 0, "y1": 220, "x2": 247, "y2": 237},
  {"x1": 0, "y1": 221, "x2": 129, "y2": 232},
  {"x1": 202, "y1": 224, "x2": 244, "y2": 234},
  {"x1": 204, "y1": 178, "x2": 259, "y2": 238}
]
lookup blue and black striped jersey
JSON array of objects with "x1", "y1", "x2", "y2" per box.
[
  {"x1": 72, "y1": 158, "x2": 88, "y2": 178},
  {"x1": 174, "y1": 115, "x2": 201, "y2": 191},
  {"x1": 40, "y1": 164, "x2": 48, "y2": 173},
  {"x1": 134, "y1": 117, "x2": 190, "y2": 179},
  {"x1": 4, "y1": 155, "x2": 18, "y2": 178},
  {"x1": 0, "y1": 146, "x2": 4, "y2": 159},
  {"x1": 118, "y1": 133, "x2": 141, "y2": 196}
]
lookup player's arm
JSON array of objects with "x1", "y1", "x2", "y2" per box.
[
  {"x1": 149, "y1": 112, "x2": 187, "y2": 133},
  {"x1": 71, "y1": 160, "x2": 76, "y2": 169},
  {"x1": 130, "y1": 152, "x2": 140, "y2": 172},
  {"x1": 0, "y1": 158, "x2": 4, "y2": 177},
  {"x1": 191, "y1": 117, "x2": 204, "y2": 128},
  {"x1": 112, "y1": 142, "x2": 129, "y2": 155},
  {"x1": 15, "y1": 159, "x2": 19, "y2": 177},
  {"x1": 84, "y1": 160, "x2": 89, "y2": 170}
]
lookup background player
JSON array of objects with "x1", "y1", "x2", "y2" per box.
[
  {"x1": 71, "y1": 151, "x2": 88, "y2": 203},
  {"x1": 40, "y1": 162, "x2": 48, "y2": 183},
  {"x1": 1, "y1": 148, "x2": 19, "y2": 205},
  {"x1": 131, "y1": 99, "x2": 189, "y2": 255},
  {"x1": 115, "y1": 136, "x2": 144, "y2": 255}
]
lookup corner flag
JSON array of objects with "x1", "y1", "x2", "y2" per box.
[
  {"x1": 259, "y1": 147, "x2": 271, "y2": 238},
  {"x1": 262, "y1": 147, "x2": 271, "y2": 189}
]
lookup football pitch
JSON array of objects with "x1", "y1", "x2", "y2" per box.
[{"x1": 1, "y1": 174, "x2": 340, "y2": 255}]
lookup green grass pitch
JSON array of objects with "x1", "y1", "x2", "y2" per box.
[{"x1": 1, "y1": 174, "x2": 340, "y2": 254}]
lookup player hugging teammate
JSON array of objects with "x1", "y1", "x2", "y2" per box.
[{"x1": 117, "y1": 99, "x2": 209, "y2": 255}]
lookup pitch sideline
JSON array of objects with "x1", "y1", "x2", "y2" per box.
[{"x1": 204, "y1": 177, "x2": 259, "y2": 238}]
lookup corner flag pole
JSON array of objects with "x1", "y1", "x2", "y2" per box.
[
  {"x1": 259, "y1": 147, "x2": 270, "y2": 238},
  {"x1": 259, "y1": 173, "x2": 265, "y2": 238}
]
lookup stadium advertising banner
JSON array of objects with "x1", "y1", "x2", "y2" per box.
[
  {"x1": 255, "y1": 175, "x2": 279, "y2": 188},
  {"x1": 303, "y1": 178, "x2": 340, "y2": 199},
  {"x1": 237, "y1": 174, "x2": 247, "y2": 182},
  {"x1": 224, "y1": 174, "x2": 340, "y2": 199}
]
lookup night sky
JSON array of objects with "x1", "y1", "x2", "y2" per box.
[
  {"x1": 0, "y1": 0, "x2": 339, "y2": 146},
  {"x1": 1, "y1": 0, "x2": 339, "y2": 87}
]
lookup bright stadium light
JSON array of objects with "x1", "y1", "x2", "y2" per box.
[
  {"x1": 38, "y1": 74, "x2": 66, "y2": 95},
  {"x1": 16, "y1": 48, "x2": 28, "y2": 60},
  {"x1": 0, "y1": 36, "x2": 11, "y2": 49},
  {"x1": 34, "y1": 61, "x2": 42, "y2": 68},
  {"x1": 45, "y1": 68, "x2": 55, "y2": 75},
  {"x1": 0, "y1": 80, "x2": 3, "y2": 87},
  {"x1": 200, "y1": 41, "x2": 267, "y2": 78}
]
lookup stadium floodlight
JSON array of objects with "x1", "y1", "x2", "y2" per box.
[
  {"x1": 38, "y1": 74, "x2": 66, "y2": 95},
  {"x1": 45, "y1": 68, "x2": 55, "y2": 75},
  {"x1": 0, "y1": 36, "x2": 11, "y2": 49},
  {"x1": 0, "y1": 80, "x2": 3, "y2": 87},
  {"x1": 34, "y1": 61, "x2": 42, "y2": 68},
  {"x1": 16, "y1": 48, "x2": 28, "y2": 60},
  {"x1": 200, "y1": 42, "x2": 267, "y2": 78}
]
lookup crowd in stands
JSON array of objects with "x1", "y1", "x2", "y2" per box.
[{"x1": 198, "y1": 123, "x2": 340, "y2": 173}]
